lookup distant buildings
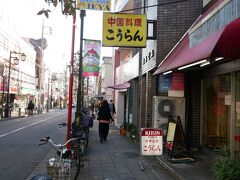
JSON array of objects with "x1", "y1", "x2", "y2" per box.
[{"x1": 0, "y1": 1, "x2": 59, "y2": 115}]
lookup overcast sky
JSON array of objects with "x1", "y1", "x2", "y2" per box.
[{"x1": 1, "y1": 0, "x2": 112, "y2": 72}]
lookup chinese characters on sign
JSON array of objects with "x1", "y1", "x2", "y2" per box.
[
  {"x1": 77, "y1": 0, "x2": 111, "y2": 11},
  {"x1": 141, "y1": 128, "x2": 163, "y2": 156},
  {"x1": 102, "y1": 13, "x2": 147, "y2": 47}
]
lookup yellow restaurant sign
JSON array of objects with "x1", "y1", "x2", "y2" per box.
[
  {"x1": 77, "y1": 0, "x2": 111, "y2": 11},
  {"x1": 102, "y1": 13, "x2": 147, "y2": 47}
]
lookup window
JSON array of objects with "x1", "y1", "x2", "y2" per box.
[
  {"x1": 203, "y1": 74, "x2": 231, "y2": 150},
  {"x1": 235, "y1": 72, "x2": 240, "y2": 157}
]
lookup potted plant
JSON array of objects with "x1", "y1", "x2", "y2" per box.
[
  {"x1": 212, "y1": 146, "x2": 240, "y2": 180},
  {"x1": 127, "y1": 123, "x2": 138, "y2": 139},
  {"x1": 130, "y1": 126, "x2": 138, "y2": 139},
  {"x1": 120, "y1": 122, "x2": 127, "y2": 136}
]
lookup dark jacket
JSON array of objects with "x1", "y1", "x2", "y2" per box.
[
  {"x1": 27, "y1": 102, "x2": 34, "y2": 110},
  {"x1": 97, "y1": 105, "x2": 112, "y2": 121}
]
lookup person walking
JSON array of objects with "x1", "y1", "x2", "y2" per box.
[
  {"x1": 109, "y1": 99, "x2": 115, "y2": 121},
  {"x1": 97, "y1": 99, "x2": 113, "y2": 143},
  {"x1": 27, "y1": 100, "x2": 34, "y2": 116}
]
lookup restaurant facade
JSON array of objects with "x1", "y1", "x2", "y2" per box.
[{"x1": 154, "y1": 0, "x2": 240, "y2": 156}]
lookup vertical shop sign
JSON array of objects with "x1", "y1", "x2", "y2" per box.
[
  {"x1": 141, "y1": 128, "x2": 163, "y2": 156},
  {"x1": 158, "y1": 74, "x2": 171, "y2": 93},
  {"x1": 102, "y1": 13, "x2": 147, "y2": 47},
  {"x1": 77, "y1": 0, "x2": 111, "y2": 11},
  {"x1": 171, "y1": 72, "x2": 184, "y2": 90},
  {"x1": 165, "y1": 122, "x2": 176, "y2": 150},
  {"x1": 83, "y1": 39, "x2": 101, "y2": 77}
]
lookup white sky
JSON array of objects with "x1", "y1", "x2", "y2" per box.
[{"x1": 1, "y1": 0, "x2": 112, "y2": 72}]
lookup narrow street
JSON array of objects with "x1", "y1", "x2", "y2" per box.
[
  {"x1": 0, "y1": 1, "x2": 239, "y2": 179},
  {"x1": 0, "y1": 110, "x2": 67, "y2": 180},
  {"x1": 25, "y1": 110, "x2": 177, "y2": 180}
]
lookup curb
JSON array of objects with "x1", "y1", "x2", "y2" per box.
[
  {"x1": 155, "y1": 156, "x2": 183, "y2": 180},
  {"x1": 0, "y1": 115, "x2": 25, "y2": 121}
]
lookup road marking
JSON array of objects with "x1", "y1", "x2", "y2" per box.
[{"x1": 0, "y1": 114, "x2": 65, "y2": 138}]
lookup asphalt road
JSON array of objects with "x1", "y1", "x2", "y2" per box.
[{"x1": 0, "y1": 109, "x2": 69, "y2": 180}]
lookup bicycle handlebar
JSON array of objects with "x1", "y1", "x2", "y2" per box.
[{"x1": 39, "y1": 136, "x2": 79, "y2": 148}]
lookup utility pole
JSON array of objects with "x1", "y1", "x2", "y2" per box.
[
  {"x1": 38, "y1": 20, "x2": 44, "y2": 114},
  {"x1": 47, "y1": 69, "x2": 50, "y2": 112},
  {"x1": 75, "y1": 10, "x2": 86, "y2": 126},
  {"x1": 39, "y1": 20, "x2": 52, "y2": 114}
]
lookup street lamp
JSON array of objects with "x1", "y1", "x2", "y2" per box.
[
  {"x1": 4, "y1": 51, "x2": 26, "y2": 118},
  {"x1": 75, "y1": 10, "x2": 86, "y2": 128}
]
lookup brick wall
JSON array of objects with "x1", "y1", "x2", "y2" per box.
[
  {"x1": 133, "y1": 0, "x2": 202, "y2": 131},
  {"x1": 140, "y1": 75, "x2": 146, "y2": 127},
  {"x1": 156, "y1": 0, "x2": 202, "y2": 64},
  {"x1": 145, "y1": 72, "x2": 157, "y2": 127}
]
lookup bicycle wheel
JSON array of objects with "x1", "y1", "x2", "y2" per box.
[
  {"x1": 71, "y1": 142, "x2": 83, "y2": 180},
  {"x1": 63, "y1": 159, "x2": 71, "y2": 180},
  {"x1": 85, "y1": 128, "x2": 89, "y2": 147}
]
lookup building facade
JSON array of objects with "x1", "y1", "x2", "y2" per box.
[
  {"x1": 154, "y1": 0, "x2": 240, "y2": 156},
  {"x1": 111, "y1": 0, "x2": 202, "y2": 130},
  {"x1": 0, "y1": 2, "x2": 37, "y2": 116}
]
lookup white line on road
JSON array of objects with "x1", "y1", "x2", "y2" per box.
[{"x1": 0, "y1": 114, "x2": 64, "y2": 139}]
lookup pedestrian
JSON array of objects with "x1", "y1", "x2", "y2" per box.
[
  {"x1": 109, "y1": 99, "x2": 116, "y2": 121},
  {"x1": 89, "y1": 103, "x2": 95, "y2": 119},
  {"x1": 97, "y1": 99, "x2": 113, "y2": 143},
  {"x1": 27, "y1": 100, "x2": 34, "y2": 116}
]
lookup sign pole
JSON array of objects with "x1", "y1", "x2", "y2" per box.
[
  {"x1": 138, "y1": 129, "x2": 144, "y2": 171},
  {"x1": 66, "y1": 9, "x2": 76, "y2": 149}
]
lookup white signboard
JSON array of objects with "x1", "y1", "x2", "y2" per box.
[{"x1": 141, "y1": 128, "x2": 163, "y2": 156}]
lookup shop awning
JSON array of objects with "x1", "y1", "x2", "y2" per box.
[
  {"x1": 107, "y1": 82, "x2": 130, "y2": 90},
  {"x1": 154, "y1": 17, "x2": 240, "y2": 75}
]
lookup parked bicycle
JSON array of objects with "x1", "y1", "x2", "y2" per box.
[
  {"x1": 31, "y1": 107, "x2": 93, "y2": 180},
  {"x1": 71, "y1": 107, "x2": 93, "y2": 155},
  {"x1": 36, "y1": 136, "x2": 80, "y2": 180}
]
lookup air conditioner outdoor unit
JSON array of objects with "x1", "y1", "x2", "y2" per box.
[{"x1": 152, "y1": 96, "x2": 186, "y2": 135}]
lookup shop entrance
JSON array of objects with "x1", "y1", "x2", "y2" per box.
[
  {"x1": 235, "y1": 72, "x2": 240, "y2": 156},
  {"x1": 203, "y1": 74, "x2": 231, "y2": 150}
]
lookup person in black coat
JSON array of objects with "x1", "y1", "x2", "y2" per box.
[
  {"x1": 109, "y1": 99, "x2": 116, "y2": 121},
  {"x1": 97, "y1": 99, "x2": 113, "y2": 143}
]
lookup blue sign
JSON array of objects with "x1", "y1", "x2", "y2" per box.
[{"x1": 158, "y1": 74, "x2": 171, "y2": 93}]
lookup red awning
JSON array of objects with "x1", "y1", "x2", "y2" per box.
[
  {"x1": 107, "y1": 82, "x2": 130, "y2": 90},
  {"x1": 154, "y1": 17, "x2": 240, "y2": 75}
]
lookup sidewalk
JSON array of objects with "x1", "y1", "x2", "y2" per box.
[
  {"x1": 28, "y1": 119, "x2": 215, "y2": 180},
  {"x1": 77, "y1": 122, "x2": 176, "y2": 180}
]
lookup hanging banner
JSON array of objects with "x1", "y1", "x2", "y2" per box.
[
  {"x1": 102, "y1": 13, "x2": 147, "y2": 47},
  {"x1": 83, "y1": 39, "x2": 101, "y2": 77},
  {"x1": 77, "y1": 0, "x2": 111, "y2": 11}
]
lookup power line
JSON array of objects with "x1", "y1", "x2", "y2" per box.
[{"x1": 118, "y1": 0, "x2": 189, "y2": 13}]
